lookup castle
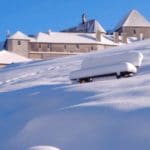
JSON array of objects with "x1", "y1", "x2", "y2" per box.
[{"x1": 6, "y1": 9, "x2": 150, "y2": 59}]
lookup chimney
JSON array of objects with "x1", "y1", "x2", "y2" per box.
[
  {"x1": 139, "y1": 33, "x2": 144, "y2": 40},
  {"x1": 96, "y1": 30, "x2": 101, "y2": 42},
  {"x1": 121, "y1": 33, "x2": 127, "y2": 43},
  {"x1": 113, "y1": 32, "x2": 119, "y2": 43},
  {"x1": 48, "y1": 29, "x2": 51, "y2": 35}
]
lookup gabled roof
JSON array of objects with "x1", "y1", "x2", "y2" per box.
[
  {"x1": 115, "y1": 9, "x2": 150, "y2": 30},
  {"x1": 35, "y1": 32, "x2": 116, "y2": 45},
  {"x1": 8, "y1": 31, "x2": 30, "y2": 40},
  {"x1": 62, "y1": 19, "x2": 106, "y2": 33},
  {"x1": 7, "y1": 31, "x2": 118, "y2": 46},
  {"x1": 92, "y1": 20, "x2": 106, "y2": 33}
]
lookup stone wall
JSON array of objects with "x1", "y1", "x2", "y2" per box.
[
  {"x1": 7, "y1": 40, "x2": 116, "y2": 59},
  {"x1": 29, "y1": 52, "x2": 72, "y2": 59},
  {"x1": 7, "y1": 39, "x2": 29, "y2": 57},
  {"x1": 29, "y1": 43, "x2": 99, "y2": 53},
  {"x1": 117, "y1": 27, "x2": 150, "y2": 39}
]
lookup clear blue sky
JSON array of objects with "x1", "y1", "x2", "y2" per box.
[{"x1": 0, "y1": 0, "x2": 150, "y2": 40}]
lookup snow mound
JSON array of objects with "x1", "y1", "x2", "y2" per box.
[
  {"x1": 82, "y1": 51, "x2": 143, "y2": 69},
  {"x1": 0, "y1": 39, "x2": 150, "y2": 150},
  {"x1": 70, "y1": 51, "x2": 143, "y2": 81},
  {"x1": 29, "y1": 146, "x2": 60, "y2": 150},
  {"x1": 70, "y1": 62, "x2": 137, "y2": 81},
  {"x1": 0, "y1": 50, "x2": 31, "y2": 64}
]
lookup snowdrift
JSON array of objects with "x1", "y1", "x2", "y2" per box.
[
  {"x1": 0, "y1": 50, "x2": 31, "y2": 64},
  {"x1": 29, "y1": 146, "x2": 60, "y2": 150},
  {"x1": 70, "y1": 51, "x2": 143, "y2": 82},
  {"x1": 81, "y1": 51, "x2": 143, "y2": 69},
  {"x1": 70, "y1": 62, "x2": 137, "y2": 82},
  {"x1": 0, "y1": 39, "x2": 150, "y2": 150}
]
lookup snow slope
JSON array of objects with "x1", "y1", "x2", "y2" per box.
[
  {"x1": 0, "y1": 39, "x2": 150, "y2": 150},
  {"x1": 29, "y1": 145, "x2": 61, "y2": 150},
  {"x1": 0, "y1": 50, "x2": 31, "y2": 64}
]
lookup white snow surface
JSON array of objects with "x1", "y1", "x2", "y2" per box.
[
  {"x1": 0, "y1": 39, "x2": 150, "y2": 150},
  {"x1": 29, "y1": 145, "x2": 60, "y2": 150},
  {"x1": 81, "y1": 51, "x2": 143, "y2": 69},
  {"x1": 0, "y1": 50, "x2": 31, "y2": 64},
  {"x1": 70, "y1": 62, "x2": 137, "y2": 80}
]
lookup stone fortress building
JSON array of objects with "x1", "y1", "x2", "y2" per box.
[
  {"x1": 6, "y1": 9, "x2": 150, "y2": 59},
  {"x1": 6, "y1": 31, "x2": 118, "y2": 59},
  {"x1": 114, "y1": 9, "x2": 150, "y2": 39}
]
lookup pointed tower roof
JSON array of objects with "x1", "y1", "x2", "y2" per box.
[
  {"x1": 62, "y1": 19, "x2": 106, "y2": 33},
  {"x1": 92, "y1": 20, "x2": 106, "y2": 33},
  {"x1": 8, "y1": 31, "x2": 30, "y2": 40},
  {"x1": 115, "y1": 9, "x2": 150, "y2": 30}
]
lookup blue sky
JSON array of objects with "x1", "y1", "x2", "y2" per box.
[{"x1": 0, "y1": 0, "x2": 150, "y2": 40}]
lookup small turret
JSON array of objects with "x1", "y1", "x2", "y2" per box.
[
  {"x1": 48, "y1": 29, "x2": 51, "y2": 35},
  {"x1": 82, "y1": 13, "x2": 87, "y2": 24}
]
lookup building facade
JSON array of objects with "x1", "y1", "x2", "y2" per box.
[
  {"x1": 6, "y1": 31, "x2": 118, "y2": 59},
  {"x1": 6, "y1": 9, "x2": 150, "y2": 60},
  {"x1": 114, "y1": 10, "x2": 150, "y2": 39}
]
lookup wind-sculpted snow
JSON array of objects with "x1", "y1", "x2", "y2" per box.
[
  {"x1": 29, "y1": 145, "x2": 61, "y2": 150},
  {"x1": 0, "y1": 39, "x2": 150, "y2": 150}
]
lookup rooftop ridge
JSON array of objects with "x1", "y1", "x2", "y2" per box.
[
  {"x1": 61, "y1": 19, "x2": 106, "y2": 33},
  {"x1": 115, "y1": 9, "x2": 150, "y2": 31}
]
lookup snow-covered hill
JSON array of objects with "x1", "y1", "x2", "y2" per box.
[
  {"x1": 0, "y1": 39, "x2": 150, "y2": 150},
  {"x1": 0, "y1": 50, "x2": 30, "y2": 65}
]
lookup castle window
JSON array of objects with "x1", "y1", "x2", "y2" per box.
[
  {"x1": 18, "y1": 41, "x2": 21, "y2": 45},
  {"x1": 76, "y1": 44, "x2": 79, "y2": 49},
  {"x1": 39, "y1": 44, "x2": 41, "y2": 48},
  {"x1": 64, "y1": 44, "x2": 67, "y2": 49},
  {"x1": 48, "y1": 43, "x2": 50, "y2": 48},
  {"x1": 31, "y1": 44, "x2": 34, "y2": 49},
  {"x1": 133, "y1": 30, "x2": 136, "y2": 34},
  {"x1": 91, "y1": 46, "x2": 94, "y2": 50},
  {"x1": 48, "y1": 43, "x2": 52, "y2": 49}
]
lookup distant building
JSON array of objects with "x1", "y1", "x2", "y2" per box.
[
  {"x1": 62, "y1": 19, "x2": 106, "y2": 34},
  {"x1": 6, "y1": 31, "x2": 119, "y2": 59},
  {"x1": 6, "y1": 9, "x2": 149, "y2": 60},
  {"x1": 62, "y1": 12, "x2": 106, "y2": 34},
  {"x1": 114, "y1": 9, "x2": 150, "y2": 39}
]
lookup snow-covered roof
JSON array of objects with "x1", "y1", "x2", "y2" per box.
[
  {"x1": 8, "y1": 31, "x2": 31, "y2": 40},
  {"x1": 93, "y1": 20, "x2": 106, "y2": 33},
  {"x1": 8, "y1": 31, "x2": 118, "y2": 45},
  {"x1": 115, "y1": 9, "x2": 150, "y2": 30},
  {"x1": 0, "y1": 50, "x2": 30, "y2": 64},
  {"x1": 35, "y1": 32, "x2": 116, "y2": 45},
  {"x1": 62, "y1": 19, "x2": 106, "y2": 33}
]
